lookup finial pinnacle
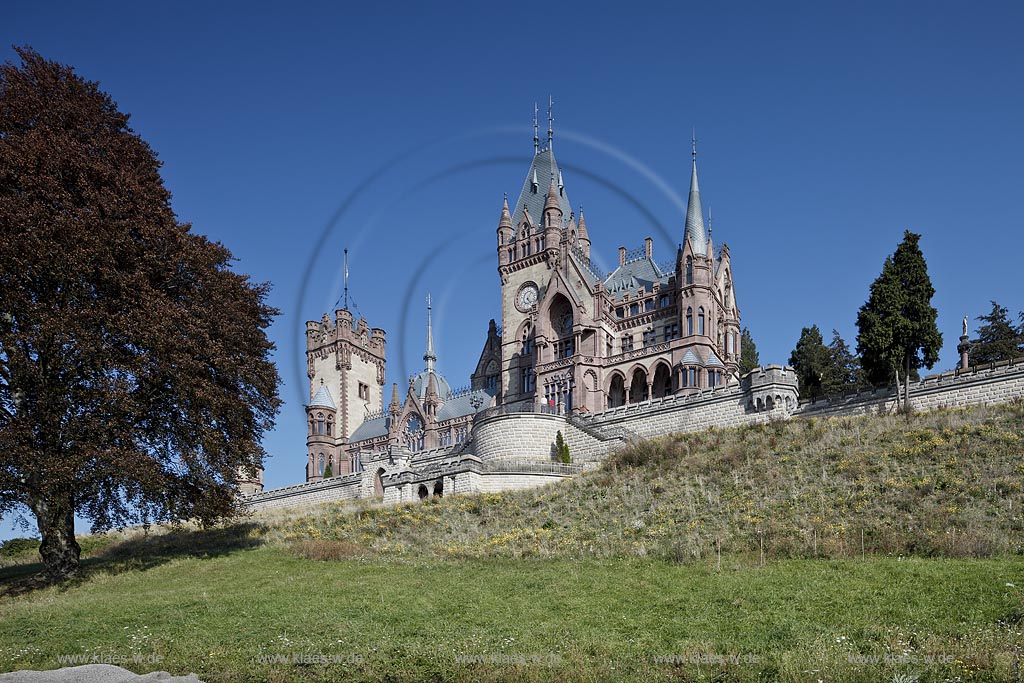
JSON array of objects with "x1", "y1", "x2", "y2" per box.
[
  {"x1": 424, "y1": 292, "x2": 436, "y2": 371},
  {"x1": 533, "y1": 102, "x2": 539, "y2": 153},
  {"x1": 547, "y1": 95, "x2": 554, "y2": 148}
]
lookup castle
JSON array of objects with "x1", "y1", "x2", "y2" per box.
[
  {"x1": 237, "y1": 114, "x2": 806, "y2": 504},
  {"x1": 239, "y1": 115, "x2": 1024, "y2": 510}
]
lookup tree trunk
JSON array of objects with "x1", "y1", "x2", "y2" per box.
[
  {"x1": 30, "y1": 494, "x2": 80, "y2": 580},
  {"x1": 904, "y1": 353, "x2": 912, "y2": 410}
]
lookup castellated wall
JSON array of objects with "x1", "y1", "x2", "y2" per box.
[{"x1": 796, "y1": 359, "x2": 1024, "y2": 418}]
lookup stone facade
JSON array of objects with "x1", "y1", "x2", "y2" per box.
[{"x1": 495, "y1": 136, "x2": 739, "y2": 417}]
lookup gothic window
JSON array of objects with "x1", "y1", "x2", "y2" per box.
[
  {"x1": 664, "y1": 323, "x2": 680, "y2": 341},
  {"x1": 439, "y1": 429, "x2": 452, "y2": 447},
  {"x1": 645, "y1": 299, "x2": 655, "y2": 312},
  {"x1": 659, "y1": 294, "x2": 671, "y2": 308},
  {"x1": 555, "y1": 339, "x2": 574, "y2": 359},
  {"x1": 521, "y1": 366, "x2": 535, "y2": 393},
  {"x1": 606, "y1": 339, "x2": 613, "y2": 357},
  {"x1": 686, "y1": 308, "x2": 693, "y2": 336},
  {"x1": 681, "y1": 368, "x2": 688, "y2": 387},
  {"x1": 643, "y1": 329, "x2": 657, "y2": 347},
  {"x1": 690, "y1": 367, "x2": 697, "y2": 387},
  {"x1": 622, "y1": 334, "x2": 634, "y2": 352},
  {"x1": 698, "y1": 307, "x2": 705, "y2": 336},
  {"x1": 318, "y1": 453, "x2": 325, "y2": 476},
  {"x1": 552, "y1": 305, "x2": 573, "y2": 337},
  {"x1": 615, "y1": 307, "x2": 624, "y2": 319},
  {"x1": 486, "y1": 374, "x2": 498, "y2": 390},
  {"x1": 316, "y1": 413, "x2": 325, "y2": 435},
  {"x1": 708, "y1": 370, "x2": 717, "y2": 387},
  {"x1": 521, "y1": 326, "x2": 535, "y2": 356},
  {"x1": 686, "y1": 256, "x2": 693, "y2": 284},
  {"x1": 455, "y1": 425, "x2": 469, "y2": 443},
  {"x1": 629, "y1": 302, "x2": 639, "y2": 317},
  {"x1": 326, "y1": 416, "x2": 333, "y2": 436},
  {"x1": 403, "y1": 414, "x2": 425, "y2": 452},
  {"x1": 727, "y1": 333, "x2": 735, "y2": 355}
]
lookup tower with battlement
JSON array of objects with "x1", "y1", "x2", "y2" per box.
[{"x1": 304, "y1": 309, "x2": 387, "y2": 481}]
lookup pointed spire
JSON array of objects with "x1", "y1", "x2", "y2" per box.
[
  {"x1": 498, "y1": 194, "x2": 512, "y2": 230},
  {"x1": 544, "y1": 177, "x2": 561, "y2": 213},
  {"x1": 389, "y1": 382, "x2": 401, "y2": 413},
  {"x1": 577, "y1": 206, "x2": 589, "y2": 241},
  {"x1": 684, "y1": 130, "x2": 708, "y2": 256},
  {"x1": 424, "y1": 293, "x2": 436, "y2": 372},
  {"x1": 533, "y1": 102, "x2": 539, "y2": 154},
  {"x1": 426, "y1": 372, "x2": 438, "y2": 398}
]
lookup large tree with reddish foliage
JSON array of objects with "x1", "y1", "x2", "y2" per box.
[{"x1": 0, "y1": 48, "x2": 281, "y2": 579}]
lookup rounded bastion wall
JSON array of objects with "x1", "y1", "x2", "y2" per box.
[{"x1": 472, "y1": 412, "x2": 566, "y2": 463}]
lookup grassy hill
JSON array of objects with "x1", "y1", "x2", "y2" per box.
[
  {"x1": 0, "y1": 403, "x2": 1022, "y2": 682},
  {"x1": 271, "y1": 402, "x2": 1024, "y2": 562}
]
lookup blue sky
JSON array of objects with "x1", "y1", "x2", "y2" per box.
[{"x1": 4, "y1": 1, "x2": 1024, "y2": 537}]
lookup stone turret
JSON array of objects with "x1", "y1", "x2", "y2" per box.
[
  {"x1": 577, "y1": 208, "x2": 591, "y2": 258},
  {"x1": 544, "y1": 178, "x2": 562, "y2": 250},
  {"x1": 497, "y1": 196, "x2": 513, "y2": 265}
]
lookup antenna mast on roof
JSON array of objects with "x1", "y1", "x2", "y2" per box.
[
  {"x1": 547, "y1": 95, "x2": 554, "y2": 149},
  {"x1": 343, "y1": 248, "x2": 349, "y2": 310},
  {"x1": 533, "y1": 102, "x2": 539, "y2": 153}
]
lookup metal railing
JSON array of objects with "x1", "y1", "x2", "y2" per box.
[{"x1": 482, "y1": 459, "x2": 587, "y2": 476}]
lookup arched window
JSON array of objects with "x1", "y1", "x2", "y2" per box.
[
  {"x1": 727, "y1": 333, "x2": 735, "y2": 355},
  {"x1": 685, "y1": 256, "x2": 693, "y2": 284},
  {"x1": 403, "y1": 414, "x2": 425, "y2": 452},
  {"x1": 686, "y1": 307, "x2": 693, "y2": 336},
  {"x1": 549, "y1": 296, "x2": 574, "y2": 359},
  {"x1": 326, "y1": 416, "x2": 333, "y2": 436},
  {"x1": 316, "y1": 413, "x2": 325, "y2": 435},
  {"x1": 521, "y1": 324, "x2": 534, "y2": 356},
  {"x1": 318, "y1": 453, "x2": 325, "y2": 476},
  {"x1": 698, "y1": 307, "x2": 705, "y2": 336}
]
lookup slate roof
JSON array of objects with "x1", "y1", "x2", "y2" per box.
[
  {"x1": 602, "y1": 257, "x2": 672, "y2": 301},
  {"x1": 511, "y1": 148, "x2": 572, "y2": 230},
  {"x1": 411, "y1": 369, "x2": 453, "y2": 401},
  {"x1": 705, "y1": 350, "x2": 725, "y2": 368},
  {"x1": 436, "y1": 387, "x2": 497, "y2": 422},
  {"x1": 684, "y1": 157, "x2": 708, "y2": 256},
  {"x1": 349, "y1": 415, "x2": 388, "y2": 442},
  {"x1": 309, "y1": 385, "x2": 335, "y2": 409},
  {"x1": 680, "y1": 350, "x2": 701, "y2": 366}
]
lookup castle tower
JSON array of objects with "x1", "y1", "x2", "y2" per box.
[
  {"x1": 497, "y1": 107, "x2": 573, "y2": 408},
  {"x1": 675, "y1": 135, "x2": 741, "y2": 386},
  {"x1": 304, "y1": 305, "x2": 386, "y2": 481}
]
